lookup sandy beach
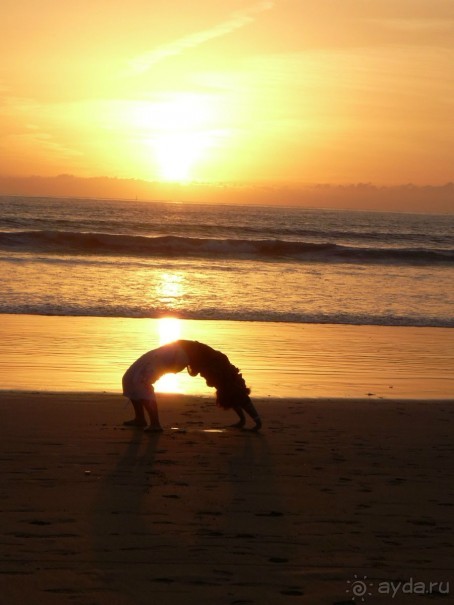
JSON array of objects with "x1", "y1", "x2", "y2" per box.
[{"x1": 0, "y1": 391, "x2": 452, "y2": 604}]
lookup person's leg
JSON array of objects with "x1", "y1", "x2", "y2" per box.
[
  {"x1": 141, "y1": 396, "x2": 163, "y2": 432},
  {"x1": 240, "y1": 399, "x2": 262, "y2": 431},
  {"x1": 123, "y1": 399, "x2": 147, "y2": 427},
  {"x1": 230, "y1": 406, "x2": 246, "y2": 429}
]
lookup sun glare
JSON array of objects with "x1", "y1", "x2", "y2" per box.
[
  {"x1": 155, "y1": 316, "x2": 183, "y2": 393},
  {"x1": 132, "y1": 93, "x2": 223, "y2": 182},
  {"x1": 152, "y1": 132, "x2": 213, "y2": 182},
  {"x1": 158, "y1": 316, "x2": 181, "y2": 345}
]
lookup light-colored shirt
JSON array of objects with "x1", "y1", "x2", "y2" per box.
[{"x1": 122, "y1": 342, "x2": 189, "y2": 400}]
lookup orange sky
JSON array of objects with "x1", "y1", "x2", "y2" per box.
[{"x1": 1, "y1": 0, "x2": 453, "y2": 187}]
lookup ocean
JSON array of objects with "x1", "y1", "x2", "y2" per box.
[
  {"x1": 0, "y1": 196, "x2": 453, "y2": 398},
  {"x1": 0, "y1": 196, "x2": 453, "y2": 327}
]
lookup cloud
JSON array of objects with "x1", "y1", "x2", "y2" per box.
[{"x1": 127, "y1": 1, "x2": 274, "y2": 75}]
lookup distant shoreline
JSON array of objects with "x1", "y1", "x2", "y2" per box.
[{"x1": 1, "y1": 180, "x2": 453, "y2": 213}]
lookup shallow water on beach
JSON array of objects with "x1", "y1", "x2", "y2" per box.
[{"x1": 1, "y1": 315, "x2": 452, "y2": 399}]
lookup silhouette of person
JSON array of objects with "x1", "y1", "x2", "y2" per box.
[{"x1": 122, "y1": 340, "x2": 262, "y2": 432}]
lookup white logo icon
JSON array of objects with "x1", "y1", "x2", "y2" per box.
[{"x1": 346, "y1": 575, "x2": 374, "y2": 602}]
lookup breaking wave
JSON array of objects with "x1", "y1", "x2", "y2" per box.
[
  {"x1": 1, "y1": 230, "x2": 452, "y2": 265},
  {"x1": 1, "y1": 301, "x2": 453, "y2": 327}
]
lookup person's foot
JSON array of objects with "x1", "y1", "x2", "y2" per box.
[
  {"x1": 249, "y1": 423, "x2": 262, "y2": 432},
  {"x1": 144, "y1": 425, "x2": 163, "y2": 433},
  {"x1": 123, "y1": 418, "x2": 147, "y2": 428},
  {"x1": 252, "y1": 418, "x2": 262, "y2": 431},
  {"x1": 230, "y1": 420, "x2": 246, "y2": 429},
  {"x1": 245, "y1": 419, "x2": 262, "y2": 432}
]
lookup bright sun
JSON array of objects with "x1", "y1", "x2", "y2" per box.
[
  {"x1": 133, "y1": 93, "x2": 222, "y2": 182},
  {"x1": 153, "y1": 131, "x2": 212, "y2": 182}
]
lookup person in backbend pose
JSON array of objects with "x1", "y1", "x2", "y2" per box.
[{"x1": 122, "y1": 339, "x2": 262, "y2": 432}]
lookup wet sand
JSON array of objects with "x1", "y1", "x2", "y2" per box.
[
  {"x1": 0, "y1": 392, "x2": 452, "y2": 604},
  {"x1": 1, "y1": 314, "x2": 453, "y2": 399}
]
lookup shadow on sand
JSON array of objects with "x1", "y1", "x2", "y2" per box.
[{"x1": 90, "y1": 422, "x2": 298, "y2": 604}]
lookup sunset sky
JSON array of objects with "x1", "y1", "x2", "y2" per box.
[{"x1": 1, "y1": 0, "x2": 453, "y2": 187}]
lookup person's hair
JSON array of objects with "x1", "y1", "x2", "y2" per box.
[{"x1": 180, "y1": 340, "x2": 251, "y2": 409}]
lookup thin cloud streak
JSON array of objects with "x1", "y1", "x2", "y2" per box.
[{"x1": 127, "y1": 1, "x2": 274, "y2": 75}]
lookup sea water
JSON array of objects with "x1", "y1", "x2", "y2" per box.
[
  {"x1": 1, "y1": 196, "x2": 453, "y2": 327},
  {"x1": 0, "y1": 196, "x2": 453, "y2": 398}
]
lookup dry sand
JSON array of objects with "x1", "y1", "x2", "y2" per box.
[{"x1": 0, "y1": 392, "x2": 453, "y2": 604}]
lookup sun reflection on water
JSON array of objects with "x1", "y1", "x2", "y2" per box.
[{"x1": 155, "y1": 272, "x2": 184, "y2": 305}]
